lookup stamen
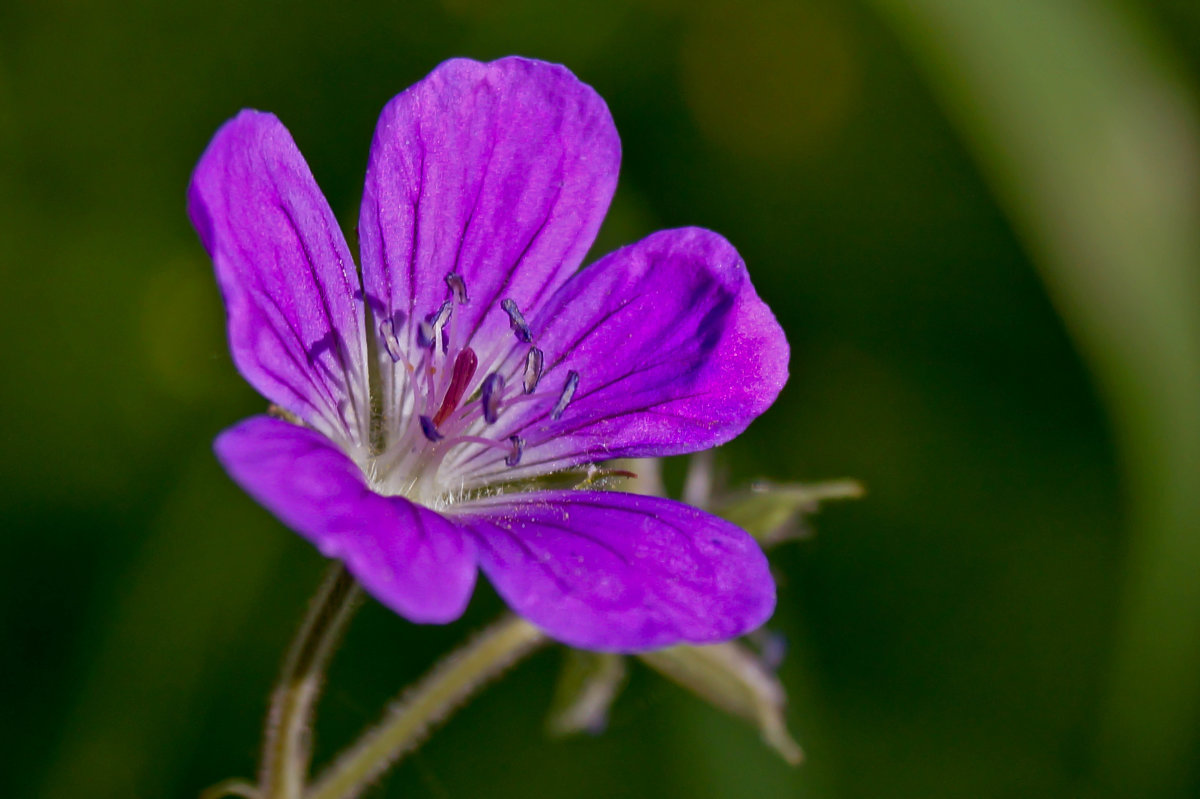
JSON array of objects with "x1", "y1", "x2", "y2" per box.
[
  {"x1": 439, "y1": 433, "x2": 513, "y2": 455},
  {"x1": 500, "y1": 298, "x2": 533, "y2": 343},
  {"x1": 481, "y1": 373, "x2": 505, "y2": 424},
  {"x1": 522, "y1": 347, "x2": 544, "y2": 395},
  {"x1": 419, "y1": 415, "x2": 443, "y2": 442},
  {"x1": 445, "y1": 272, "x2": 469, "y2": 304},
  {"x1": 551, "y1": 370, "x2": 580, "y2": 421},
  {"x1": 417, "y1": 320, "x2": 435, "y2": 349},
  {"x1": 379, "y1": 314, "x2": 405, "y2": 363},
  {"x1": 432, "y1": 347, "x2": 478, "y2": 427},
  {"x1": 417, "y1": 300, "x2": 453, "y2": 349},
  {"x1": 505, "y1": 434, "x2": 525, "y2": 467},
  {"x1": 431, "y1": 300, "x2": 453, "y2": 326}
]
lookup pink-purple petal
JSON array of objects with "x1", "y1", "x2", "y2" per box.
[
  {"x1": 455, "y1": 490, "x2": 775, "y2": 652},
  {"x1": 214, "y1": 416, "x2": 477, "y2": 624},
  {"x1": 359, "y1": 56, "x2": 620, "y2": 431},
  {"x1": 196, "y1": 60, "x2": 789, "y2": 652},
  {"x1": 189, "y1": 111, "x2": 370, "y2": 449},
  {"x1": 449, "y1": 228, "x2": 789, "y2": 484}
]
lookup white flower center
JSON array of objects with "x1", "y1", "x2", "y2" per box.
[{"x1": 365, "y1": 272, "x2": 579, "y2": 506}]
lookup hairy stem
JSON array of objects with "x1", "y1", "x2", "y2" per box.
[
  {"x1": 305, "y1": 614, "x2": 547, "y2": 799},
  {"x1": 261, "y1": 564, "x2": 362, "y2": 799}
]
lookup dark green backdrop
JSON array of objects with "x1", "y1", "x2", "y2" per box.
[{"x1": 4, "y1": 1, "x2": 1200, "y2": 797}]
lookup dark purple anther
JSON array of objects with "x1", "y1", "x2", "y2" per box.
[
  {"x1": 419, "y1": 415, "x2": 443, "y2": 442},
  {"x1": 500, "y1": 298, "x2": 533, "y2": 343},
  {"x1": 379, "y1": 317, "x2": 403, "y2": 363},
  {"x1": 431, "y1": 300, "x2": 453, "y2": 326},
  {"x1": 445, "y1": 272, "x2": 469, "y2": 304},
  {"x1": 481, "y1": 373, "x2": 505, "y2": 423},
  {"x1": 417, "y1": 320, "x2": 435, "y2": 349},
  {"x1": 505, "y1": 434, "x2": 525, "y2": 467},
  {"x1": 550, "y1": 370, "x2": 579, "y2": 420},
  {"x1": 522, "y1": 347, "x2": 544, "y2": 394},
  {"x1": 418, "y1": 300, "x2": 453, "y2": 349}
]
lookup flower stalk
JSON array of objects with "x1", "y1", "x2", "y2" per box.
[
  {"x1": 261, "y1": 564, "x2": 362, "y2": 799},
  {"x1": 305, "y1": 614, "x2": 547, "y2": 799}
]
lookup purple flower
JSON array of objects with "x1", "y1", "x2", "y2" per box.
[{"x1": 188, "y1": 57, "x2": 788, "y2": 652}]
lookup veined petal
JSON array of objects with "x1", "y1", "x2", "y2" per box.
[
  {"x1": 448, "y1": 228, "x2": 788, "y2": 484},
  {"x1": 215, "y1": 416, "x2": 477, "y2": 624},
  {"x1": 360, "y1": 56, "x2": 620, "y2": 439},
  {"x1": 455, "y1": 490, "x2": 775, "y2": 652},
  {"x1": 189, "y1": 111, "x2": 369, "y2": 449}
]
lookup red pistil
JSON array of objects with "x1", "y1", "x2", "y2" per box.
[{"x1": 432, "y1": 347, "x2": 478, "y2": 427}]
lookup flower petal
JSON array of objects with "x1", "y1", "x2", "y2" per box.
[
  {"x1": 215, "y1": 416, "x2": 477, "y2": 623},
  {"x1": 456, "y1": 490, "x2": 775, "y2": 651},
  {"x1": 189, "y1": 111, "x2": 370, "y2": 450},
  {"x1": 448, "y1": 228, "x2": 789, "y2": 484},
  {"x1": 359, "y1": 57, "x2": 620, "y2": 438}
]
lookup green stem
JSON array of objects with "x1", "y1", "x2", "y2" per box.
[
  {"x1": 305, "y1": 614, "x2": 547, "y2": 799},
  {"x1": 261, "y1": 564, "x2": 362, "y2": 799}
]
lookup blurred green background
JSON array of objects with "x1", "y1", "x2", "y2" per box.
[{"x1": 4, "y1": 0, "x2": 1200, "y2": 797}]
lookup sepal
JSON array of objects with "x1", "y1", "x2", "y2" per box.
[
  {"x1": 545, "y1": 650, "x2": 629, "y2": 736},
  {"x1": 638, "y1": 640, "x2": 803, "y2": 765},
  {"x1": 713, "y1": 479, "x2": 864, "y2": 546}
]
